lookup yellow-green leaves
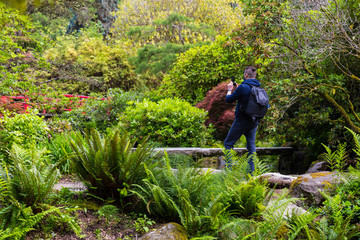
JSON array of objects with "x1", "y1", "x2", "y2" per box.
[{"x1": 112, "y1": 0, "x2": 245, "y2": 45}]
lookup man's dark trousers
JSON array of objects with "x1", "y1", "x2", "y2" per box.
[{"x1": 224, "y1": 117, "x2": 258, "y2": 172}]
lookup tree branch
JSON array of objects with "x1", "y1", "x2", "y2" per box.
[{"x1": 318, "y1": 90, "x2": 360, "y2": 134}]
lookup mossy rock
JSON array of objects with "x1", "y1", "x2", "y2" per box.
[
  {"x1": 289, "y1": 171, "x2": 342, "y2": 206},
  {"x1": 139, "y1": 222, "x2": 188, "y2": 240}
]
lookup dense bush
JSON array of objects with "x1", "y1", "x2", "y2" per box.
[
  {"x1": 0, "y1": 2, "x2": 46, "y2": 96},
  {"x1": 120, "y1": 98, "x2": 214, "y2": 147},
  {"x1": 132, "y1": 43, "x2": 193, "y2": 75},
  {"x1": 113, "y1": 0, "x2": 243, "y2": 45},
  {"x1": 0, "y1": 111, "x2": 49, "y2": 159},
  {"x1": 62, "y1": 88, "x2": 145, "y2": 132},
  {"x1": 160, "y1": 35, "x2": 259, "y2": 104},
  {"x1": 43, "y1": 27, "x2": 139, "y2": 94},
  {"x1": 196, "y1": 82, "x2": 236, "y2": 140}
]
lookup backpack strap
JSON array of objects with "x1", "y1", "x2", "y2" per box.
[{"x1": 239, "y1": 83, "x2": 253, "y2": 112}]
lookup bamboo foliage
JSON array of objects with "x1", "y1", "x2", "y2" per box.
[{"x1": 68, "y1": 128, "x2": 156, "y2": 199}]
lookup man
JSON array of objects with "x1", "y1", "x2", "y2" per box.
[{"x1": 224, "y1": 66, "x2": 261, "y2": 172}]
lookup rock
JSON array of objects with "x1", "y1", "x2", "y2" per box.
[
  {"x1": 289, "y1": 171, "x2": 342, "y2": 206},
  {"x1": 139, "y1": 222, "x2": 188, "y2": 240},
  {"x1": 306, "y1": 161, "x2": 329, "y2": 173},
  {"x1": 267, "y1": 199, "x2": 308, "y2": 220},
  {"x1": 259, "y1": 172, "x2": 297, "y2": 188}
]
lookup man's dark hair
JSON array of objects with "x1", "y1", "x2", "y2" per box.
[{"x1": 244, "y1": 66, "x2": 256, "y2": 79}]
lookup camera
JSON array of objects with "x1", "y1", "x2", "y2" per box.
[{"x1": 230, "y1": 76, "x2": 236, "y2": 86}]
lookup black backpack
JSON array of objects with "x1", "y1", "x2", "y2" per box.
[{"x1": 243, "y1": 84, "x2": 269, "y2": 119}]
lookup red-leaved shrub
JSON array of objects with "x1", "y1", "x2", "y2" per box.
[
  {"x1": 196, "y1": 82, "x2": 235, "y2": 140},
  {"x1": 0, "y1": 102, "x2": 25, "y2": 117}
]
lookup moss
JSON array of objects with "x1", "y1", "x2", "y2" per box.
[
  {"x1": 310, "y1": 172, "x2": 331, "y2": 178},
  {"x1": 275, "y1": 224, "x2": 289, "y2": 239},
  {"x1": 290, "y1": 176, "x2": 309, "y2": 189}
]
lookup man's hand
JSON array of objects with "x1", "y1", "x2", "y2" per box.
[{"x1": 227, "y1": 82, "x2": 233, "y2": 95}]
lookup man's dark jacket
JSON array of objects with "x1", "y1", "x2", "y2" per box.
[{"x1": 225, "y1": 78, "x2": 261, "y2": 120}]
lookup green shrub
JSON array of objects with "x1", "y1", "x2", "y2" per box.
[
  {"x1": 62, "y1": 88, "x2": 145, "y2": 132},
  {"x1": 0, "y1": 111, "x2": 49, "y2": 159},
  {"x1": 0, "y1": 3, "x2": 47, "y2": 96},
  {"x1": 120, "y1": 98, "x2": 214, "y2": 147},
  {"x1": 68, "y1": 128, "x2": 157, "y2": 200},
  {"x1": 43, "y1": 30, "x2": 139, "y2": 94},
  {"x1": 160, "y1": 35, "x2": 260, "y2": 104}
]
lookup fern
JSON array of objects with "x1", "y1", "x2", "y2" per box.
[
  {"x1": 132, "y1": 153, "x2": 225, "y2": 236},
  {"x1": 317, "y1": 192, "x2": 360, "y2": 239},
  {"x1": 0, "y1": 201, "x2": 53, "y2": 239},
  {"x1": 320, "y1": 143, "x2": 347, "y2": 171},
  {"x1": 218, "y1": 218, "x2": 257, "y2": 239},
  {"x1": 223, "y1": 149, "x2": 269, "y2": 179},
  {"x1": 224, "y1": 174, "x2": 269, "y2": 219},
  {"x1": 346, "y1": 127, "x2": 360, "y2": 163},
  {"x1": 253, "y1": 194, "x2": 299, "y2": 239},
  {"x1": 287, "y1": 212, "x2": 318, "y2": 240},
  {"x1": 69, "y1": 128, "x2": 157, "y2": 200},
  {"x1": 5, "y1": 144, "x2": 61, "y2": 207}
]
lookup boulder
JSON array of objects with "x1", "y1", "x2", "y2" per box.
[
  {"x1": 259, "y1": 173, "x2": 297, "y2": 188},
  {"x1": 306, "y1": 161, "x2": 329, "y2": 173},
  {"x1": 267, "y1": 199, "x2": 308, "y2": 219},
  {"x1": 289, "y1": 171, "x2": 342, "y2": 206},
  {"x1": 139, "y1": 222, "x2": 188, "y2": 240}
]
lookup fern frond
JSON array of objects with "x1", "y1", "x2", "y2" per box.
[
  {"x1": 320, "y1": 143, "x2": 347, "y2": 171},
  {"x1": 346, "y1": 127, "x2": 360, "y2": 158},
  {"x1": 287, "y1": 212, "x2": 318, "y2": 240}
]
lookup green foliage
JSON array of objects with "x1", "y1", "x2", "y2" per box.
[
  {"x1": 346, "y1": 127, "x2": 360, "y2": 160},
  {"x1": 0, "y1": 204, "x2": 66, "y2": 240},
  {"x1": 334, "y1": 174, "x2": 360, "y2": 224},
  {"x1": 267, "y1": 0, "x2": 360, "y2": 148},
  {"x1": 43, "y1": 26, "x2": 139, "y2": 93},
  {"x1": 0, "y1": 2, "x2": 36, "y2": 63},
  {"x1": 97, "y1": 204, "x2": 121, "y2": 227},
  {"x1": 224, "y1": 169, "x2": 268, "y2": 218},
  {"x1": 113, "y1": 0, "x2": 244, "y2": 45},
  {"x1": 3, "y1": 144, "x2": 61, "y2": 208},
  {"x1": 225, "y1": 150, "x2": 269, "y2": 178},
  {"x1": 120, "y1": 98, "x2": 214, "y2": 147},
  {"x1": 132, "y1": 154, "x2": 226, "y2": 236},
  {"x1": 134, "y1": 213, "x2": 155, "y2": 234},
  {"x1": 160, "y1": 35, "x2": 269, "y2": 104},
  {"x1": 62, "y1": 88, "x2": 145, "y2": 132},
  {"x1": 316, "y1": 192, "x2": 360, "y2": 239},
  {"x1": 319, "y1": 143, "x2": 348, "y2": 171},
  {"x1": 0, "y1": 145, "x2": 82, "y2": 240},
  {"x1": 131, "y1": 43, "x2": 197, "y2": 75},
  {"x1": 39, "y1": 131, "x2": 77, "y2": 174},
  {"x1": 0, "y1": 2, "x2": 47, "y2": 96},
  {"x1": 68, "y1": 128, "x2": 157, "y2": 200},
  {"x1": 0, "y1": 111, "x2": 49, "y2": 159}
]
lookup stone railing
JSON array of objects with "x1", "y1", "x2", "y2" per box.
[{"x1": 150, "y1": 147, "x2": 295, "y2": 173}]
